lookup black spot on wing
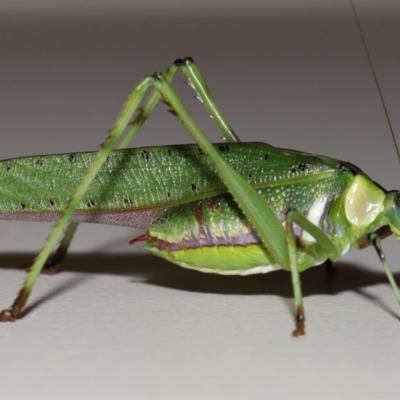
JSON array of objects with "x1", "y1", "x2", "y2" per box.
[
  {"x1": 291, "y1": 162, "x2": 310, "y2": 173},
  {"x1": 218, "y1": 145, "x2": 230, "y2": 152},
  {"x1": 141, "y1": 150, "x2": 150, "y2": 162}
]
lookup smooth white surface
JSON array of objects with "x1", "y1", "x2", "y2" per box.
[{"x1": 0, "y1": 2, "x2": 400, "y2": 399}]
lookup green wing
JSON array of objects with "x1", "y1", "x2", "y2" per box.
[{"x1": 0, "y1": 143, "x2": 354, "y2": 226}]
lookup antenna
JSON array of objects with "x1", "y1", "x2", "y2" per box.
[{"x1": 349, "y1": 0, "x2": 400, "y2": 163}]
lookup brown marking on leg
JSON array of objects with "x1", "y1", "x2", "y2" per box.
[
  {"x1": 0, "y1": 286, "x2": 30, "y2": 322},
  {"x1": 0, "y1": 308, "x2": 16, "y2": 322},
  {"x1": 292, "y1": 307, "x2": 305, "y2": 337},
  {"x1": 25, "y1": 246, "x2": 68, "y2": 275}
]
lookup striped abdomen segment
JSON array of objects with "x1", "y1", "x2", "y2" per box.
[
  {"x1": 147, "y1": 191, "x2": 339, "y2": 252},
  {"x1": 147, "y1": 195, "x2": 262, "y2": 251},
  {"x1": 142, "y1": 190, "x2": 350, "y2": 275}
]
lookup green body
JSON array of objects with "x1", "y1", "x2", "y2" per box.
[
  {"x1": 2, "y1": 57, "x2": 399, "y2": 335},
  {"x1": 0, "y1": 143, "x2": 388, "y2": 275}
]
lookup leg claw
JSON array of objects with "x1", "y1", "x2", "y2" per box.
[
  {"x1": 292, "y1": 320, "x2": 305, "y2": 337},
  {"x1": 0, "y1": 309, "x2": 16, "y2": 322}
]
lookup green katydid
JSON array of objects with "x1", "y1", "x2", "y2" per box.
[
  {"x1": 0, "y1": 54, "x2": 399, "y2": 336},
  {"x1": 0, "y1": 4, "x2": 399, "y2": 336}
]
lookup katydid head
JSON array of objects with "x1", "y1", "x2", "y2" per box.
[{"x1": 384, "y1": 191, "x2": 400, "y2": 238}]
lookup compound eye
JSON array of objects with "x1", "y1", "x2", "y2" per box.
[
  {"x1": 394, "y1": 192, "x2": 400, "y2": 208},
  {"x1": 384, "y1": 191, "x2": 400, "y2": 238}
]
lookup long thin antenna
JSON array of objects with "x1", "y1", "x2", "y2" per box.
[{"x1": 349, "y1": 0, "x2": 400, "y2": 163}]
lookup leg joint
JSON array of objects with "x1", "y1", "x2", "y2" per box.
[{"x1": 174, "y1": 57, "x2": 194, "y2": 67}]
